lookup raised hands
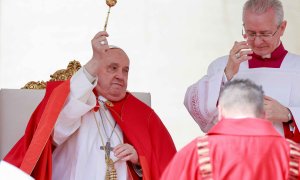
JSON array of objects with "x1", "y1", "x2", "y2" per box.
[
  {"x1": 84, "y1": 31, "x2": 110, "y2": 77},
  {"x1": 225, "y1": 41, "x2": 253, "y2": 80}
]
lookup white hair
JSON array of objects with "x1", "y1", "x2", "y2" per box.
[{"x1": 109, "y1": 45, "x2": 121, "y2": 49}]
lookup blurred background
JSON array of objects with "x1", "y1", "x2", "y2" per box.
[{"x1": 1, "y1": 0, "x2": 299, "y2": 149}]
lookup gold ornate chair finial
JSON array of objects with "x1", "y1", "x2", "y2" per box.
[{"x1": 22, "y1": 60, "x2": 82, "y2": 89}]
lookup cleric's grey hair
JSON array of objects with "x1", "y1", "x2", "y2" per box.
[
  {"x1": 219, "y1": 79, "x2": 265, "y2": 118},
  {"x1": 243, "y1": 0, "x2": 284, "y2": 26}
]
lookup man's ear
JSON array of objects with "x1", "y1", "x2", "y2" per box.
[{"x1": 279, "y1": 20, "x2": 287, "y2": 37}]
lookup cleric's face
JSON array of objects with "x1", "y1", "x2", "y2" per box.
[
  {"x1": 96, "y1": 48, "x2": 129, "y2": 101},
  {"x1": 243, "y1": 8, "x2": 286, "y2": 56}
]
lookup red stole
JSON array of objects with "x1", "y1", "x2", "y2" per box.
[
  {"x1": 4, "y1": 80, "x2": 69, "y2": 180},
  {"x1": 247, "y1": 43, "x2": 300, "y2": 142}
]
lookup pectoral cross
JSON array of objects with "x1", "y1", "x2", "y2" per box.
[
  {"x1": 100, "y1": 140, "x2": 114, "y2": 159},
  {"x1": 100, "y1": 140, "x2": 117, "y2": 180}
]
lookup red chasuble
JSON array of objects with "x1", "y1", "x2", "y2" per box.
[
  {"x1": 4, "y1": 80, "x2": 176, "y2": 180},
  {"x1": 248, "y1": 43, "x2": 300, "y2": 142},
  {"x1": 161, "y1": 118, "x2": 300, "y2": 180}
]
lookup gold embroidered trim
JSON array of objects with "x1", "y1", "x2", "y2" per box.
[
  {"x1": 287, "y1": 139, "x2": 300, "y2": 180},
  {"x1": 105, "y1": 101, "x2": 114, "y2": 107},
  {"x1": 197, "y1": 136, "x2": 213, "y2": 180},
  {"x1": 22, "y1": 60, "x2": 81, "y2": 89}
]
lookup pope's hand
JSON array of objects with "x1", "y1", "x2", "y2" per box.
[
  {"x1": 113, "y1": 143, "x2": 139, "y2": 165},
  {"x1": 84, "y1": 31, "x2": 110, "y2": 77},
  {"x1": 264, "y1": 96, "x2": 290, "y2": 123}
]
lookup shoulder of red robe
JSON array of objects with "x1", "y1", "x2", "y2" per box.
[{"x1": 4, "y1": 60, "x2": 80, "y2": 179}]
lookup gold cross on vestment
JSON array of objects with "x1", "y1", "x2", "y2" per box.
[{"x1": 100, "y1": 140, "x2": 114, "y2": 158}]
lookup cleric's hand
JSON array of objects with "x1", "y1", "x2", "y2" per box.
[
  {"x1": 225, "y1": 41, "x2": 253, "y2": 80},
  {"x1": 113, "y1": 143, "x2": 139, "y2": 165},
  {"x1": 264, "y1": 96, "x2": 290, "y2": 123}
]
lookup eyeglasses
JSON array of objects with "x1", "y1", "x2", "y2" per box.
[{"x1": 242, "y1": 25, "x2": 280, "y2": 41}]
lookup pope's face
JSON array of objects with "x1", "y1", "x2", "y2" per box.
[
  {"x1": 96, "y1": 48, "x2": 129, "y2": 101},
  {"x1": 243, "y1": 8, "x2": 286, "y2": 56}
]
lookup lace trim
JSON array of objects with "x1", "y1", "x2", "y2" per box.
[
  {"x1": 190, "y1": 84, "x2": 209, "y2": 131},
  {"x1": 287, "y1": 139, "x2": 300, "y2": 180},
  {"x1": 197, "y1": 136, "x2": 213, "y2": 179}
]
